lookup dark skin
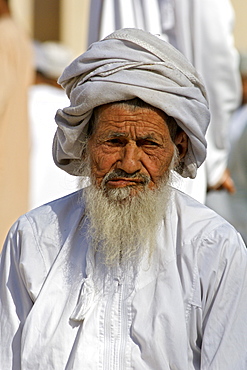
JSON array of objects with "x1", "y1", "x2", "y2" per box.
[
  {"x1": 208, "y1": 168, "x2": 235, "y2": 194},
  {"x1": 88, "y1": 103, "x2": 188, "y2": 195}
]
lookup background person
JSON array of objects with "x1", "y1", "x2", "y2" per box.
[
  {"x1": 206, "y1": 52, "x2": 247, "y2": 244},
  {"x1": 0, "y1": 0, "x2": 33, "y2": 249},
  {"x1": 29, "y1": 41, "x2": 78, "y2": 209},
  {"x1": 88, "y1": 0, "x2": 241, "y2": 203}
]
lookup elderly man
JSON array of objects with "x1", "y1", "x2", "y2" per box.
[{"x1": 1, "y1": 28, "x2": 247, "y2": 369}]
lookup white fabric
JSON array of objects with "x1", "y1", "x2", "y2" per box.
[
  {"x1": 167, "y1": 0, "x2": 241, "y2": 199},
  {"x1": 88, "y1": 0, "x2": 241, "y2": 203},
  {"x1": 206, "y1": 105, "x2": 247, "y2": 244},
  {"x1": 28, "y1": 84, "x2": 78, "y2": 209},
  {"x1": 53, "y1": 28, "x2": 210, "y2": 179},
  {"x1": 229, "y1": 104, "x2": 247, "y2": 146},
  {"x1": 1, "y1": 188, "x2": 247, "y2": 369}
]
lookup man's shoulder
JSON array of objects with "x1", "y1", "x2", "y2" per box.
[
  {"x1": 169, "y1": 186, "x2": 238, "y2": 243},
  {"x1": 171, "y1": 186, "x2": 220, "y2": 218},
  {"x1": 25, "y1": 189, "x2": 85, "y2": 227},
  {"x1": 2, "y1": 189, "x2": 86, "y2": 276},
  {"x1": 6, "y1": 189, "x2": 85, "y2": 245},
  {"x1": 169, "y1": 187, "x2": 246, "y2": 271}
]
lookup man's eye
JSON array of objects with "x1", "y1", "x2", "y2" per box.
[
  {"x1": 105, "y1": 138, "x2": 124, "y2": 145},
  {"x1": 138, "y1": 139, "x2": 159, "y2": 147}
]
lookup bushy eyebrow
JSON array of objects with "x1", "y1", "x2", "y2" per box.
[
  {"x1": 105, "y1": 131, "x2": 161, "y2": 141},
  {"x1": 106, "y1": 131, "x2": 127, "y2": 138},
  {"x1": 138, "y1": 134, "x2": 160, "y2": 141}
]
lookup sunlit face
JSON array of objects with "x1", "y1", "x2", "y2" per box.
[{"x1": 88, "y1": 103, "x2": 179, "y2": 195}]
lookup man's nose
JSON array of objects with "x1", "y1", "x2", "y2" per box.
[{"x1": 117, "y1": 142, "x2": 142, "y2": 174}]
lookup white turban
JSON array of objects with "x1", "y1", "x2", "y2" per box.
[{"x1": 53, "y1": 28, "x2": 210, "y2": 178}]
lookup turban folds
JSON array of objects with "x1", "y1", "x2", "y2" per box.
[{"x1": 53, "y1": 28, "x2": 210, "y2": 178}]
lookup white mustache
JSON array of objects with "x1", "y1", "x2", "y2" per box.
[{"x1": 102, "y1": 169, "x2": 150, "y2": 188}]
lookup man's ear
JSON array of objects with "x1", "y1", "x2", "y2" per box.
[{"x1": 174, "y1": 131, "x2": 188, "y2": 159}]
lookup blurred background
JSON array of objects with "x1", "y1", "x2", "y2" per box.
[
  {"x1": 10, "y1": 0, "x2": 247, "y2": 56},
  {"x1": 10, "y1": 0, "x2": 89, "y2": 57}
]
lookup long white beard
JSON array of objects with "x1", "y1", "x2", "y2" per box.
[
  {"x1": 82, "y1": 176, "x2": 172, "y2": 268},
  {"x1": 78, "y1": 145, "x2": 179, "y2": 268}
]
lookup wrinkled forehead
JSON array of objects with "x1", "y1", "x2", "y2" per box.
[{"x1": 89, "y1": 100, "x2": 178, "y2": 141}]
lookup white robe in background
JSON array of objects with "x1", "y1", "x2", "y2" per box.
[
  {"x1": 28, "y1": 84, "x2": 78, "y2": 209},
  {"x1": 88, "y1": 0, "x2": 241, "y2": 203},
  {"x1": 1, "y1": 187, "x2": 247, "y2": 369},
  {"x1": 206, "y1": 104, "x2": 247, "y2": 244}
]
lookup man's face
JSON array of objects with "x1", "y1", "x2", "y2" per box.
[{"x1": 88, "y1": 103, "x2": 177, "y2": 195}]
